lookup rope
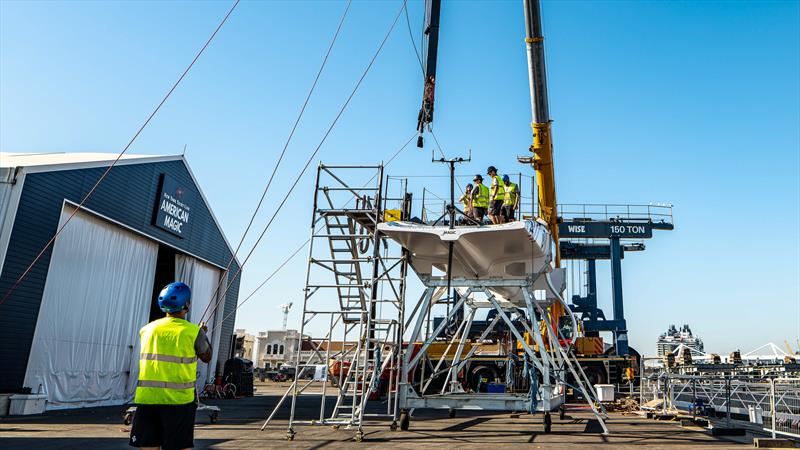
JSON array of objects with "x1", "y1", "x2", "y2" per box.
[
  {"x1": 196, "y1": 0, "x2": 352, "y2": 323},
  {"x1": 0, "y1": 0, "x2": 241, "y2": 307},
  {"x1": 404, "y1": 0, "x2": 425, "y2": 76},
  {"x1": 207, "y1": 132, "x2": 418, "y2": 334},
  {"x1": 199, "y1": 0, "x2": 406, "y2": 325}
]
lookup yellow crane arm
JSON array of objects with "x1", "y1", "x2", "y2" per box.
[
  {"x1": 523, "y1": 0, "x2": 563, "y2": 333},
  {"x1": 522, "y1": 0, "x2": 560, "y2": 267}
]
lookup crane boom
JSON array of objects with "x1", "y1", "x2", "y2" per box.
[
  {"x1": 416, "y1": 0, "x2": 442, "y2": 148},
  {"x1": 522, "y1": 0, "x2": 564, "y2": 334},
  {"x1": 522, "y1": 0, "x2": 560, "y2": 267}
]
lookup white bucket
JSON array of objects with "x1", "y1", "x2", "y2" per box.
[{"x1": 595, "y1": 384, "x2": 615, "y2": 402}]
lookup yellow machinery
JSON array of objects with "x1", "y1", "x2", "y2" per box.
[{"x1": 520, "y1": 0, "x2": 565, "y2": 335}]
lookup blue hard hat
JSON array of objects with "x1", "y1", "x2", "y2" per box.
[
  {"x1": 502, "y1": 175, "x2": 510, "y2": 182},
  {"x1": 158, "y1": 282, "x2": 191, "y2": 313}
]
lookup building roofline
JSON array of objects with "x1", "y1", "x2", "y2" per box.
[
  {"x1": 4, "y1": 153, "x2": 183, "y2": 174},
  {"x1": 2, "y1": 152, "x2": 240, "y2": 268}
]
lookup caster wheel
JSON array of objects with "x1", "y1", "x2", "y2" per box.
[
  {"x1": 210, "y1": 411, "x2": 219, "y2": 424},
  {"x1": 331, "y1": 425, "x2": 340, "y2": 430},
  {"x1": 390, "y1": 421, "x2": 398, "y2": 431},
  {"x1": 543, "y1": 412, "x2": 552, "y2": 434},
  {"x1": 355, "y1": 431, "x2": 363, "y2": 442},
  {"x1": 448, "y1": 409, "x2": 456, "y2": 418},
  {"x1": 122, "y1": 412, "x2": 133, "y2": 426},
  {"x1": 286, "y1": 429, "x2": 296, "y2": 441},
  {"x1": 400, "y1": 411, "x2": 410, "y2": 431},
  {"x1": 559, "y1": 406, "x2": 566, "y2": 420}
]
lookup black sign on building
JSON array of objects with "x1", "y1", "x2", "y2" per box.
[{"x1": 154, "y1": 174, "x2": 192, "y2": 238}]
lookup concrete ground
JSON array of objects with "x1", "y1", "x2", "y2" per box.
[{"x1": 0, "y1": 381, "x2": 774, "y2": 449}]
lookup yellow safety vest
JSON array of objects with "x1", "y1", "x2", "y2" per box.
[
  {"x1": 134, "y1": 317, "x2": 199, "y2": 405},
  {"x1": 459, "y1": 193, "x2": 472, "y2": 212},
  {"x1": 503, "y1": 182, "x2": 519, "y2": 206},
  {"x1": 471, "y1": 184, "x2": 490, "y2": 208},
  {"x1": 491, "y1": 175, "x2": 505, "y2": 201}
]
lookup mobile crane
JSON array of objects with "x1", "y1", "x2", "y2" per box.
[{"x1": 414, "y1": 0, "x2": 673, "y2": 390}]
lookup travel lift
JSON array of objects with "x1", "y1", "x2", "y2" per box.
[{"x1": 559, "y1": 213, "x2": 674, "y2": 357}]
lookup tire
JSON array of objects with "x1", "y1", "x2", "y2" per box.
[
  {"x1": 400, "y1": 411, "x2": 410, "y2": 431},
  {"x1": 122, "y1": 412, "x2": 133, "y2": 426}
]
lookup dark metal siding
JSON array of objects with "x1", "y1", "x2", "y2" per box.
[{"x1": 0, "y1": 159, "x2": 240, "y2": 392}]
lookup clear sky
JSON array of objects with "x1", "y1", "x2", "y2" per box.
[{"x1": 1, "y1": 0, "x2": 798, "y2": 355}]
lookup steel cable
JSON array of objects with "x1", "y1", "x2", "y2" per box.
[
  {"x1": 199, "y1": 1, "x2": 407, "y2": 325},
  {"x1": 195, "y1": 0, "x2": 352, "y2": 323},
  {"x1": 207, "y1": 132, "x2": 418, "y2": 334}
]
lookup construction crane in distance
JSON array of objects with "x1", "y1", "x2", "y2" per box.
[{"x1": 279, "y1": 302, "x2": 293, "y2": 330}]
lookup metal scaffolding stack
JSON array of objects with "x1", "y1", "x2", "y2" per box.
[{"x1": 273, "y1": 164, "x2": 409, "y2": 442}]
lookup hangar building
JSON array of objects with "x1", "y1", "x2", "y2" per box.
[{"x1": 0, "y1": 152, "x2": 241, "y2": 409}]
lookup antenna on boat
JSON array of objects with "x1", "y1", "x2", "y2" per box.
[{"x1": 432, "y1": 149, "x2": 472, "y2": 318}]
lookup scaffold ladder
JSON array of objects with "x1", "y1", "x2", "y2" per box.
[{"x1": 263, "y1": 164, "x2": 407, "y2": 442}]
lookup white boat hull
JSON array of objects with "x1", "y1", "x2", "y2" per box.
[{"x1": 377, "y1": 219, "x2": 565, "y2": 307}]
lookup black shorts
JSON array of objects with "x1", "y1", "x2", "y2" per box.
[
  {"x1": 473, "y1": 207, "x2": 487, "y2": 219},
  {"x1": 130, "y1": 402, "x2": 197, "y2": 450},
  {"x1": 503, "y1": 205, "x2": 516, "y2": 221},
  {"x1": 490, "y1": 200, "x2": 504, "y2": 216}
]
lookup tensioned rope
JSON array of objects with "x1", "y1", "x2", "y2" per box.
[
  {"x1": 0, "y1": 0, "x2": 241, "y2": 307},
  {"x1": 194, "y1": 0, "x2": 352, "y2": 323},
  {"x1": 198, "y1": 1, "x2": 408, "y2": 325},
  {"x1": 206, "y1": 132, "x2": 418, "y2": 335}
]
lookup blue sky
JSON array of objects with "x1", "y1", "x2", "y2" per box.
[{"x1": 1, "y1": 0, "x2": 798, "y2": 355}]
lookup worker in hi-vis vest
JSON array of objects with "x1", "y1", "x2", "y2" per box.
[
  {"x1": 459, "y1": 183, "x2": 474, "y2": 220},
  {"x1": 502, "y1": 175, "x2": 519, "y2": 222},
  {"x1": 129, "y1": 282, "x2": 212, "y2": 450},
  {"x1": 470, "y1": 174, "x2": 490, "y2": 223},
  {"x1": 487, "y1": 166, "x2": 506, "y2": 224}
]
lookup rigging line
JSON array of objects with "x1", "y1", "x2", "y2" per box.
[
  {"x1": 0, "y1": 0, "x2": 241, "y2": 308},
  {"x1": 208, "y1": 132, "x2": 417, "y2": 334},
  {"x1": 196, "y1": 0, "x2": 352, "y2": 323},
  {"x1": 199, "y1": 2, "x2": 407, "y2": 324},
  {"x1": 404, "y1": 0, "x2": 424, "y2": 76}
]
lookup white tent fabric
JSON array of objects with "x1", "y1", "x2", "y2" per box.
[
  {"x1": 23, "y1": 206, "x2": 157, "y2": 409},
  {"x1": 175, "y1": 254, "x2": 224, "y2": 391}
]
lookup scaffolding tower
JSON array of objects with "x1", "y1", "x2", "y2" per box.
[{"x1": 270, "y1": 164, "x2": 409, "y2": 442}]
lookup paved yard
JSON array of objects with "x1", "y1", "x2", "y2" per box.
[{"x1": 0, "y1": 382, "x2": 766, "y2": 449}]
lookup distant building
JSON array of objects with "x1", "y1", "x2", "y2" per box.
[
  {"x1": 233, "y1": 329, "x2": 255, "y2": 361},
  {"x1": 657, "y1": 324, "x2": 704, "y2": 357},
  {"x1": 300, "y1": 340, "x2": 358, "y2": 365},
  {"x1": 256, "y1": 330, "x2": 301, "y2": 369}
]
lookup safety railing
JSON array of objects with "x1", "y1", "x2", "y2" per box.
[
  {"x1": 772, "y1": 378, "x2": 800, "y2": 439},
  {"x1": 638, "y1": 370, "x2": 800, "y2": 440},
  {"x1": 557, "y1": 203, "x2": 673, "y2": 225}
]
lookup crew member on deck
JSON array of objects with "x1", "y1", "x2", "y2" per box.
[
  {"x1": 502, "y1": 175, "x2": 519, "y2": 222},
  {"x1": 487, "y1": 166, "x2": 505, "y2": 224},
  {"x1": 471, "y1": 175, "x2": 489, "y2": 224},
  {"x1": 459, "y1": 183, "x2": 474, "y2": 222}
]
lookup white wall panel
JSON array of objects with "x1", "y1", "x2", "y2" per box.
[
  {"x1": 176, "y1": 254, "x2": 224, "y2": 390},
  {"x1": 23, "y1": 205, "x2": 157, "y2": 409}
]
